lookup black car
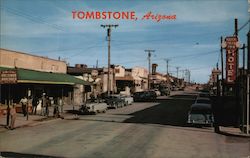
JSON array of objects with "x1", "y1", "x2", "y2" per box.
[
  {"x1": 104, "y1": 95, "x2": 125, "y2": 108},
  {"x1": 133, "y1": 91, "x2": 157, "y2": 102}
]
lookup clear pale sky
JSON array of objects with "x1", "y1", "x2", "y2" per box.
[{"x1": 0, "y1": 0, "x2": 249, "y2": 83}]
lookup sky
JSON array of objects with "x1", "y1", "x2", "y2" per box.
[{"x1": 0, "y1": 0, "x2": 249, "y2": 83}]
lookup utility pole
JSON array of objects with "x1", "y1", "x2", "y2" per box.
[
  {"x1": 101, "y1": 24, "x2": 118, "y2": 96},
  {"x1": 235, "y1": 19, "x2": 239, "y2": 78},
  {"x1": 96, "y1": 59, "x2": 98, "y2": 68},
  {"x1": 184, "y1": 69, "x2": 189, "y2": 82},
  {"x1": 216, "y1": 63, "x2": 220, "y2": 96},
  {"x1": 145, "y1": 50, "x2": 155, "y2": 90},
  {"x1": 176, "y1": 67, "x2": 180, "y2": 78},
  {"x1": 164, "y1": 58, "x2": 170, "y2": 75},
  {"x1": 221, "y1": 36, "x2": 224, "y2": 96},
  {"x1": 188, "y1": 70, "x2": 191, "y2": 84},
  {"x1": 248, "y1": 31, "x2": 250, "y2": 72}
]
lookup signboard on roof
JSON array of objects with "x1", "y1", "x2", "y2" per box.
[{"x1": 0, "y1": 70, "x2": 17, "y2": 84}]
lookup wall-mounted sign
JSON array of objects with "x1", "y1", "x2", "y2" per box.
[
  {"x1": 0, "y1": 70, "x2": 17, "y2": 84},
  {"x1": 224, "y1": 36, "x2": 239, "y2": 84}
]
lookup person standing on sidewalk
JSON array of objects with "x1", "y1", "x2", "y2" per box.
[
  {"x1": 20, "y1": 96, "x2": 28, "y2": 117},
  {"x1": 45, "y1": 96, "x2": 50, "y2": 116},
  {"x1": 9, "y1": 104, "x2": 16, "y2": 130},
  {"x1": 58, "y1": 97, "x2": 63, "y2": 114},
  {"x1": 32, "y1": 96, "x2": 38, "y2": 115}
]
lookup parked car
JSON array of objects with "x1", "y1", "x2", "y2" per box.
[
  {"x1": 79, "y1": 100, "x2": 108, "y2": 114},
  {"x1": 104, "y1": 95, "x2": 125, "y2": 109},
  {"x1": 153, "y1": 89, "x2": 161, "y2": 96},
  {"x1": 187, "y1": 103, "x2": 214, "y2": 127},
  {"x1": 120, "y1": 95, "x2": 134, "y2": 105},
  {"x1": 194, "y1": 97, "x2": 211, "y2": 105},
  {"x1": 159, "y1": 87, "x2": 170, "y2": 96},
  {"x1": 198, "y1": 92, "x2": 210, "y2": 98},
  {"x1": 133, "y1": 91, "x2": 157, "y2": 102}
]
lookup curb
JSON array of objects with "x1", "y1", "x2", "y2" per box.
[
  {"x1": 217, "y1": 130, "x2": 250, "y2": 138},
  {"x1": 0, "y1": 116, "x2": 63, "y2": 133}
]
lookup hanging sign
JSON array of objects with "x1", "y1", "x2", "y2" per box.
[
  {"x1": 0, "y1": 70, "x2": 17, "y2": 84},
  {"x1": 224, "y1": 36, "x2": 239, "y2": 84}
]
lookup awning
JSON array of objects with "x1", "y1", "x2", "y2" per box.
[{"x1": 0, "y1": 67, "x2": 91, "y2": 85}]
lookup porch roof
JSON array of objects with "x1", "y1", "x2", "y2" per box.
[{"x1": 0, "y1": 67, "x2": 91, "y2": 85}]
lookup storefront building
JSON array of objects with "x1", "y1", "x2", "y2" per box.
[{"x1": 0, "y1": 49, "x2": 90, "y2": 109}]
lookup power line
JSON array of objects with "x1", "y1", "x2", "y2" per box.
[
  {"x1": 117, "y1": 49, "x2": 218, "y2": 65},
  {"x1": 1, "y1": 6, "x2": 66, "y2": 32},
  {"x1": 238, "y1": 18, "x2": 250, "y2": 33}
]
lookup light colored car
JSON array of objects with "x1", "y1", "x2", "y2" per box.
[
  {"x1": 120, "y1": 95, "x2": 134, "y2": 105},
  {"x1": 187, "y1": 103, "x2": 214, "y2": 127},
  {"x1": 153, "y1": 89, "x2": 161, "y2": 96},
  {"x1": 80, "y1": 101, "x2": 108, "y2": 114}
]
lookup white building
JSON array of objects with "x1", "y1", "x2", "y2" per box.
[{"x1": 132, "y1": 66, "x2": 148, "y2": 92}]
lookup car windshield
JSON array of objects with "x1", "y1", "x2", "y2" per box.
[
  {"x1": 196, "y1": 99, "x2": 211, "y2": 104},
  {"x1": 191, "y1": 109, "x2": 212, "y2": 114}
]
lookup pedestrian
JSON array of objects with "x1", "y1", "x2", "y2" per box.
[
  {"x1": 32, "y1": 97, "x2": 38, "y2": 115},
  {"x1": 20, "y1": 96, "x2": 28, "y2": 117},
  {"x1": 9, "y1": 104, "x2": 16, "y2": 130},
  {"x1": 53, "y1": 103, "x2": 59, "y2": 118},
  {"x1": 41, "y1": 94, "x2": 46, "y2": 116},
  {"x1": 36, "y1": 98, "x2": 42, "y2": 115},
  {"x1": 45, "y1": 96, "x2": 50, "y2": 116},
  {"x1": 58, "y1": 97, "x2": 63, "y2": 114}
]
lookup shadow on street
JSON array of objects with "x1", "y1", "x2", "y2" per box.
[
  {"x1": 0, "y1": 151, "x2": 62, "y2": 158},
  {"x1": 124, "y1": 94, "x2": 196, "y2": 127}
]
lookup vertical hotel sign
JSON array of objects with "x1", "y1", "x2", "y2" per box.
[{"x1": 224, "y1": 36, "x2": 239, "y2": 84}]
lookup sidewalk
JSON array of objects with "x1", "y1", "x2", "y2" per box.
[
  {"x1": 218, "y1": 126, "x2": 250, "y2": 138},
  {"x1": 0, "y1": 105, "x2": 78, "y2": 132}
]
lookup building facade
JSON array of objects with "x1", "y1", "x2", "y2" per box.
[
  {"x1": 0, "y1": 48, "x2": 67, "y2": 73},
  {"x1": 131, "y1": 66, "x2": 148, "y2": 92},
  {"x1": 0, "y1": 49, "x2": 88, "y2": 108}
]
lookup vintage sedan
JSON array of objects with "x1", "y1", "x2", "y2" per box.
[
  {"x1": 187, "y1": 103, "x2": 214, "y2": 127},
  {"x1": 79, "y1": 100, "x2": 108, "y2": 114},
  {"x1": 194, "y1": 97, "x2": 211, "y2": 105},
  {"x1": 104, "y1": 95, "x2": 125, "y2": 109},
  {"x1": 133, "y1": 91, "x2": 157, "y2": 102}
]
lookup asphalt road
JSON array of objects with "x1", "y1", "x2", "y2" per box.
[{"x1": 0, "y1": 90, "x2": 249, "y2": 158}]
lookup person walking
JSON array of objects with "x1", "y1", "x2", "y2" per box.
[
  {"x1": 45, "y1": 96, "x2": 50, "y2": 116},
  {"x1": 32, "y1": 97, "x2": 38, "y2": 115},
  {"x1": 20, "y1": 96, "x2": 28, "y2": 117}
]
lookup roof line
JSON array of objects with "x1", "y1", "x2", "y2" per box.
[{"x1": 0, "y1": 48, "x2": 66, "y2": 63}]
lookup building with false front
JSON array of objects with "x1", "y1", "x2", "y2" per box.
[
  {"x1": 131, "y1": 67, "x2": 148, "y2": 92},
  {"x1": 114, "y1": 65, "x2": 134, "y2": 95},
  {"x1": 0, "y1": 48, "x2": 90, "y2": 108}
]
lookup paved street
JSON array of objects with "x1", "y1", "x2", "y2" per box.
[{"x1": 0, "y1": 91, "x2": 249, "y2": 158}]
